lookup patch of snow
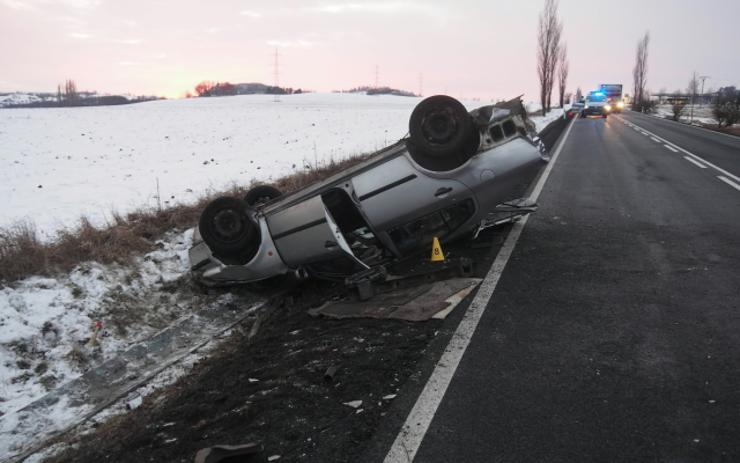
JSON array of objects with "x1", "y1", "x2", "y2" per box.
[
  {"x1": 343, "y1": 400, "x2": 363, "y2": 408},
  {"x1": 0, "y1": 93, "x2": 44, "y2": 107},
  {"x1": 530, "y1": 107, "x2": 566, "y2": 133},
  {"x1": 653, "y1": 104, "x2": 718, "y2": 125},
  {"x1": 0, "y1": 229, "x2": 193, "y2": 421}
]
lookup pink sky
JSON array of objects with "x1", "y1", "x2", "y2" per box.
[{"x1": 1, "y1": 0, "x2": 738, "y2": 99}]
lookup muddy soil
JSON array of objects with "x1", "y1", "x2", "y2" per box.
[{"x1": 43, "y1": 282, "x2": 439, "y2": 463}]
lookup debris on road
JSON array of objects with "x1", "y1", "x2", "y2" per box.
[
  {"x1": 343, "y1": 400, "x2": 363, "y2": 409},
  {"x1": 193, "y1": 442, "x2": 263, "y2": 463},
  {"x1": 124, "y1": 393, "x2": 143, "y2": 410},
  {"x1": 309, "y1": 277, "x2": 481, "y2": 321},
  {"x1": 324, "y1": 365, "x2": 340, "y2": 382}
]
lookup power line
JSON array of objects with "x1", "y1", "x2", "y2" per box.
[{"x1": 273, "y1": 48, "x2": 280, "y2": 103}]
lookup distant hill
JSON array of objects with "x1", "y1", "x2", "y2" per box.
[
  {"x1": 341, "y1": 86, "x2": 418, "y2": 97},
  {"x1": 194, "y1": 81, "x2": 306, "y2": 97},
  {"x1": 0, "y1": 92, "x2": 162, "y2": 108}
]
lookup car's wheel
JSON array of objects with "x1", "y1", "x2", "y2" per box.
[
  {"x1": 407, "y1": 95, "x2": 479, "y2": 171},
  {"x1": 198, "y1": 196, "x2": 260, "y2": 263},
  {"x1": 245, "y1": 184, "x2": 282, "y2": 207}
]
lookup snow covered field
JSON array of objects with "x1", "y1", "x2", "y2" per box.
[
  {"x1": 1, "y1": 93, "x2": 414, "y2": 239},
  {"x1": 1, "y1": 93, "x2": 558, "y2": 240},
  {"x1": 653, "y1": 103, "x2": 719, "y2": 125}
]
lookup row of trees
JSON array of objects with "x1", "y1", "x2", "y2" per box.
[
  {"x1": 56, "y1": 79, "x2": 79, "y2": 104},
  {"x1": 193, "y1": 81, "x2": 303, "y2": 97},
  {"x1": 536, "y1": 0, "x2": 568, "y2": 115},
  {"x1": 194, "y1": 81, "x2": 237, "y2": 97}
]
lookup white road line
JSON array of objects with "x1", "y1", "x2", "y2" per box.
[
  {"x1": 684, "y1": 156, "x2": 708, "y2": 169},
  {"x1": 641, "y1": 132, "x2": 650, "y2": 136},
  {"x1": 664, "y1": 144, "x2": 678, "y2": 153},
  {"x1": 650, "y1": 136, "x2": 661, "y2": 143},
  {"x1": 717, "y1": 176, "x2": 740, "y2": 192},
  {"x1": 383, "y1": 120, "x2": 576, "y2": 463},
  {"x1": 621, "y1": 117, "x2": 740, "y2": 183}
]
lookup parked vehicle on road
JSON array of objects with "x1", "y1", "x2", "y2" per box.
[
  {"x1": 599, "y1": 83, "x2": 625, "y2": 112},
  {"x1": 581, "y1": 91, "x2": 610, "y2": 118},
  {"x1": 566, "y1": 102, "x2": 584, "y2": 119},
  {"x1": 189, "y1": 95, "x2": 549, "y2": 286}
]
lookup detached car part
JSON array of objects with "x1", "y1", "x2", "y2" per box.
[{"x1": 189, "y1": 95, "x2": 549, "y2": 286}]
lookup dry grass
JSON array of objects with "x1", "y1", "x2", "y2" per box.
[{"x1": 0, "y1": 153, "x2": 372, "y2": 285}]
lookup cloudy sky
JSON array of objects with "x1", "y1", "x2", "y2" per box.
[{"x1": 1, "y1": 0, "x2": 738, "y2": 99}]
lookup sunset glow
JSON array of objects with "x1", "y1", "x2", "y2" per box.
[{"x1": 1, "y1": 0, "x2": 739, "y2": 99}]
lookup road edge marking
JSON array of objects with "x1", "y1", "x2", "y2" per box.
[
  {"x1": 683, "y1": 156, "x2": 708, "y2": 169},
  {"x1": 383, "y1": 119, "x2": 576, "y2": 463},
  {"x1": 664, "y1": 144, "x2": 678, "y2": 153},
  {"x1": 618, "y1": 116, "x2": 740, "y2": 183},
  {"x1": 717, "y1": 176, "x2": 740, "y2": 192}
]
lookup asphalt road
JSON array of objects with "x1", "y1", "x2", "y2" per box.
[{"x1": 383, "y1": 114, "x2": 740, "y2": 462}]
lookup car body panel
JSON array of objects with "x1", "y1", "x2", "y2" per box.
[
  {"x1": 352, "y1": 155, "x2": 472, "y2": 231},
  {"x1": 197, "y1": 217, "x2": 290, "y2": 284},
  {"x1": 267, "y1": 195, "x2": 354, "y2": 267}
]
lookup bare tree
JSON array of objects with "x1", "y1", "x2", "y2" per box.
[
  {"x1": 687, "y1": 71, "x2": 699, "y2": 122},
  {"x1": 631, "y1": 32, "x2": 649, "y2": 111},
  {"x1": 537, "y1": 0, "x2": 563, "y2": 115},
  {"x1": 687, "y1": 73, "x2": 699, "y2": 96},
  {"x1": 671, "y1": 90, "x2": 686, "y2": 121},
  {"x1": 557, "y1": 43, "x2": 568, "y2": 108},
  {"x1": 64, "y1": 79, "x2": 78, "y2": 102},
  {"x1": 575, "y1": 86, "x2": 583, "y2": 102}
]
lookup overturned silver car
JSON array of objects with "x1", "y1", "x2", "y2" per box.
[{"x1": 189, "y1": 95, "x2": 548, "y2": 286}]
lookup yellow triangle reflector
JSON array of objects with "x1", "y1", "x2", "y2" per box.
[{"x1": 430, "y1": 236, "x2": 445, "y2": 262}]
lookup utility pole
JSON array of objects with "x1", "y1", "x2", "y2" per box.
[
  {"x1": 273, "y1": 48, "x2": 280, "y2": 103},
  {"x1": 699, "y1": 75, "x2": 710, "y2": 104},
  {"x1": 418, "y1": 72, "x2": 423, "y2": 97},
  {"x1": 689, "y1": 70, "x2": 697, "y2": 123},
  {"x1": 374, "y1": 65, "x2": 379, "y2": 89}
]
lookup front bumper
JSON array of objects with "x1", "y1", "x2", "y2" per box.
[{"x1": 582, "y1": 106, "x2": 608, "y2": 116}]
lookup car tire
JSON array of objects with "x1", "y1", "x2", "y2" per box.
[
  {"x1": 198, "y1": 196, "x2": 260, "y2": 263},
  {"x1": 245, "y1": 184, "x2": 282, "y2": 207},
  {"x1": 407, "y1": 95, "x2": 479, "y2": 171}
]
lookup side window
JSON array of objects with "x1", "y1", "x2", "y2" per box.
[
  {"x1": 388, "y1": 199, "x2": 475, "y2": 253},
  {"x1": 489, "y1": 125, "x2": 504, "y2": 142},
  {"x1": 502, "y1": 119, "x2": 516, "y2": 137}
]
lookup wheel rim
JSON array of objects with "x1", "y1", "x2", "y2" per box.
[
  {"x1": 422, "y1": 109, "x2": 457, "y2": 144},
  {"x1": 212, "y1": 209, "x2": 244, "y2": 242}
]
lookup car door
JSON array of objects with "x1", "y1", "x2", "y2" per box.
[
  {"x1": 351, "y1": 155, "x2": 472, "y2": 231},
  {"x1": 266, "y1": 195, "x2": 367, "y2": 268}
]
